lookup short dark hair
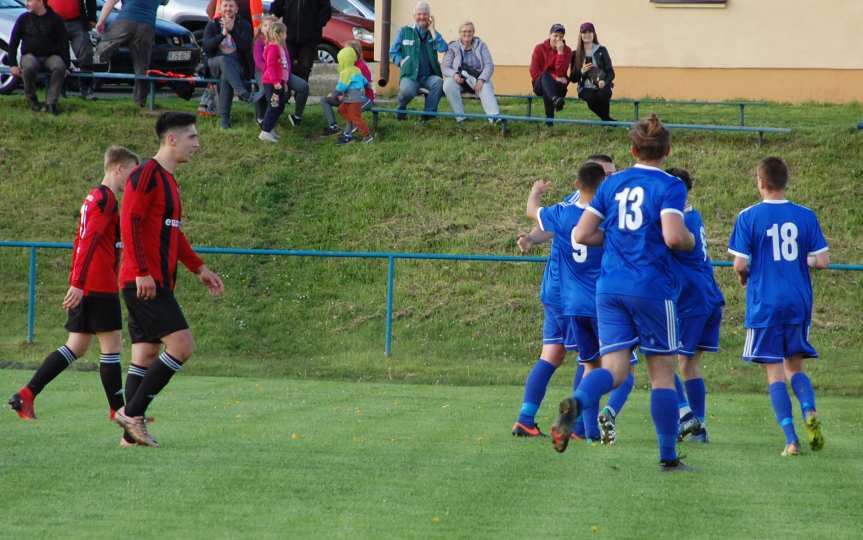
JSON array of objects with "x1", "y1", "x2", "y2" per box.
[
  {"x1": 666, "y1": 167, "x2": 692, "y2": 191},
  {"x1": 155, "y1": 112, "x2": 197, "y2": 140},
  {"x1": 587, "y1": 154, "x2": 614, "y2": 165},
  {"x1": 629, "y1": 114, "x2": 671, "y2": 161},
  {"x1": 577, "y1": 161, "x2": 606, "y2": 191},
  {"x1": 757, "y1": 157, "x2": 789, "y2": 191}
]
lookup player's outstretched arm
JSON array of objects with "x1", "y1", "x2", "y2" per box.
[
  {"x1": 516, "y1": 226, "x2": 554, "y2": 254},
  {"x1": 526, "y1": 181, "x2": 551, "y2": 222},
  {"x1": 732, "y1": 256, "x2": 749, "y2": 287},
  {"x1": 660, "y1": 213, "x2": 695, "y2": 251},
  {"x1": 572, "y1": 209, "x2": 604, "y2": 246}
]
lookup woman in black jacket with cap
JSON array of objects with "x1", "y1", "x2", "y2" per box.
[{"x1": 570, "y1": 22, "x2": 616, "y2": 121}]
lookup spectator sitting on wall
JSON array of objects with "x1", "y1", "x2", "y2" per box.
[
  {"x1": 269, "y1": 0, "x2": 332, "y2": 83},
  {"x1": 441, "y1": 21, "x2": 500, "y2": 123},
  {"x1": 8, "y1": 0, "x2": 70, "y2": 115},
  {"x1": 529, "y1": 23, "x2": 572, "y2": 126},
  {"x1": 389, "y1": 1, "x2": 447, "y2": 121},
  {"x1": 47, "y1": 0, "x2": 97, "y2": 100},
  {"x1": 202, "y1": 0, "x2": 254, "y2": 129},
  {"x1": 570, "y1": 22, "x2": 616, "y2": 122}
]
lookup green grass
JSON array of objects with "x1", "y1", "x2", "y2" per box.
[
  {"x1": 2, "y1": 370, "x2": 862, "y2": 539},
  {"x1": 0, "y1": 94, "x2": 861, "y2": 392}
]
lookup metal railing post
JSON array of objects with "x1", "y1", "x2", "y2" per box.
[
  {"x1": 385, "y1": 256, "x2": 396, "y2": 357},
  {"x1": 27, "y1": 247, "x2": 37, "y2": 344},
  {"x1": 739, "y1": 103, "x2": 745, "y2": 126}
]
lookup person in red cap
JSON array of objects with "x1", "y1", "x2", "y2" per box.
[
  {"x1": 529, "y1": 23, "x2": 572, "y2": 126},
  {"x1": 570, "y1": 22, "x2": 616, "y2": 122}
]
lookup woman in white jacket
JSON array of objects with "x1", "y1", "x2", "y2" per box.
[{"x1": 442, "y1": 21, "x2": 501, "y2": 122}]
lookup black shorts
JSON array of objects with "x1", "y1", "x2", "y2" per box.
[
  {"x1": 122, "y1": 286, "x2": 189, "y2": 344},
  {"x1": 65, "y1": 292, "x2": 123, "y2": 334}
]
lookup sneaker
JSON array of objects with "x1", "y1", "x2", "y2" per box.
[
  {"x1": 598, "y1": 406, "x2": 617, "y2": 446},
  {"x1": 689, "y1": 426, "x2": 710, "y2": 443},
  {"x1": 26, "y1": 97, "x2": 43, "y2": 112},
  {"x1": 80, "y1": 87, "x2": 97, "y2": 101},
  {"x1": 197, "y1": 108, "x2": 217, "y2": 117},
  {"x1": 551, "y1": 397, "x2": 581, "y2": 453},
  {"x1": 322, "y1": 124, "x2": 340, "y2": 136},
  {"x1": 511, "y1": 422, "x2": 545, "y2": 438},
  {"x1": 677, "y1": 412, "x2": 702, "y2": 442},
  {"x1": 287, "y1": 114, "x2": 301, "y2": 127},
  {"x1": 660, "y1": 458, "x2": 694, "y2": 472},
  {"x1": 336, "y1": 134, "x2": 353, "y2": 145},
  {"x1": 552, "y1": 96, "x2": 566, "y2": 111},
  {"x1": 259, "y1": 131, "x2": 278, "y2": 143},
  {"x1": 781, "y1": 442, "x2": 800, "y2": 456},
  {"x1": 8, "y1": 388, "x2": 36, "y2": 420},
  {"x1": 361, "y1": 135, "x2": 374, "y2": 144},
  {"x1": 46, "y1": 103, "x2": 60, "y2": 116},
  {"x1": 803, "y1": 413, "x2": 824, "y2": 451},
  {"x1": 114, "y1": 407, "x2": 159, "y2": 448},
  {"x1": 119, "y1": 431, "x2": 143, "y2": 448}
]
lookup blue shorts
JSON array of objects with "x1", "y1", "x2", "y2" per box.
[
  {"x1": 596, "y1": 293, "x2": 679, "y2": 356},
  {"x1": 678, "y1": 306, "x2": 723, "y2": 358},
  {"x1": 542, "y1": 304, "x2": 567, "y2": 346},
  {"x1": 742, "y1": 322, "x2": 818, "y2": 364},
  {"x1": 565, "y1": 316, "x2": 600, "y2": 361}
]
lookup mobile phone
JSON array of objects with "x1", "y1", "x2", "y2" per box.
[{"x1": 585, "y1": 56, "x2": 593, "y2": 64}]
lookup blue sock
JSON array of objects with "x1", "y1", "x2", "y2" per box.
[
  {"x1": 684, "y1": 378, "x2": 707, "y2": 423},
  {"x1": 789, "y1": 372, "x2": 816, "y2": 418},
  {"x1": 572, "y1": 364, "x2": 586, "y2": 438},
  {"x1": 583, "y1": 402, "x2": 600, "y2": 440},
  {"x1": 517, "y1": 359, "x2": 557, "y2": 426},
  {"x1": 768, "y1": 382, "x2": 798, "y2": 444},
  {"x1": 650, "y1": 388, "x2": 679, "y2": 462},
  {"x1": 573, "y1": 368, "x2": 614, "y2": 413},
  {"x1": 674, "y1": 374, "x2": 689, "y2": 409},
  {"x1": 607, "y1": 372, "x2": 635, "y2": 417}
]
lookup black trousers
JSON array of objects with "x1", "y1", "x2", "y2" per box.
[
  {"x1": 579, "y1": 86, "x2": 613, "y2": 121},
  {"x1": 532, "y1": 72, "x2": 568, "y2": 122},
  {"x1": 286, "y1": 41, "x2": 317, "y2": 82}
]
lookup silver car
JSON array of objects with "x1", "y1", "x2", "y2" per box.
[
  {"x1": 0, "y1": 0, "x2": 25, "y2": 94},
  {"x1": 156, "y1": 0, "x2": 210, "y2": 41}
]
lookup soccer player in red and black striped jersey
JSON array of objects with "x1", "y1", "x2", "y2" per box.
[
  {"x1": 8, "y1": 146, "x2": 140, "y2": 422},
  {"x1": 114, "y1": 112, "x2": 224, "y2": 448}
]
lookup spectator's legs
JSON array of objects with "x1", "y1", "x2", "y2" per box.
[
  {"x1": 442, "y1": 77, "x2": 466, "y2": 121},
  {"x1": 129, "y1": 23, "x2": 155, "y2": 107},
  {"x1": 222, "y1": 54, "x2": 251, "y2": 99},
  {"x1": 320, "y1": 96, "x2": 337, "y2": 126},
  {"x1": 338, "y1": 102, "x2": 369, "y2": 137},
  {"x1": 252, "y1": 72, "x2": 266, "y2": 122},
  {"x1": 537, "y1": 72, "x2": 567, "y2": 125},
  {"x1": 420, "y1": 75, "x2": 443, "y2": 118},
  {"x1": 396, "y1": 78, "x2": 420, "y2": 119},
  {"x1": 20, "y1": 54, "x2": 41, "y2": 106},
  {"x1": 287, "y1": 42, "x2": 316, "y2": 83},
  {"x1": 579, "y1": 87, "x2": 613, "y2": 121},
  {"x1": 66, "y1": 19, "x2": 94, "y2": 97},
  {"x1": 261, "y1": 84, "x2": 286, "y2": 133},
  {"x1": 94, "y1": 19, "x2": 134, "y2": 68},
  {"x1": 44, "y1": 55, "x2": 67, "y2": 105},
  {"x1": 287, "y1": 74, "x2": 309, "y2": 118},
  {"x1": 208, "y1": 58, "x2": 234, "y2": 129},
  {"x1": 477, "y1": 79, "x2": 501, "y2": 117}
]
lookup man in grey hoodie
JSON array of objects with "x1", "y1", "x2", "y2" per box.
[{"x1": 441, "y1": 21, "x2": 500, "y2": 122}]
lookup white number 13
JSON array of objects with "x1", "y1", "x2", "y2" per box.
[{"x1": 614, "y1": 187, "x2": 645, "y2": 231}]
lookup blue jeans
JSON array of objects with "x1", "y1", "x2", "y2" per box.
[
  {"x1": 208, "y1": 54, "x2": 250, "y2": 128},
  {"x1": 397, "y1": 75, "x2": 443, "y2": 118}
]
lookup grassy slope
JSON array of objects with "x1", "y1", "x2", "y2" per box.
[
  {"x1": 0, "y1": 95, "x2": 861, "y2": 393},
  {"x1": 1, "y1": 372, "x2": 862, "y2": 539}
]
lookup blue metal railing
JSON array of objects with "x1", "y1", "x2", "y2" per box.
[{"x1": 2, "y1": 240, "x2": 861, "y2": 355}]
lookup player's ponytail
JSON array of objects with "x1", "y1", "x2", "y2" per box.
[{"x1": 629, "y1": 114, "x2": 671, "y2": 161}]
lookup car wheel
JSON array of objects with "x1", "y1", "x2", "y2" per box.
[
  {"x1": 316, "y1": 44, "x2": 338, "y2": 64},
  {"x1": 0, "y1": 43, "x2": 19, "y2": 95}
]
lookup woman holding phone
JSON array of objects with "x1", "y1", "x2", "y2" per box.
[{"x1": 570, "y1": 22, "x2": 616, "y2": 121}]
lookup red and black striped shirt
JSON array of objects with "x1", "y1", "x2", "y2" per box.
[
  {"x1": 70, "y1": 185, "x2": 121, "y2": 294},
  {"x1": 120, "y1": 159, "x2": 204, "y2": 290}
]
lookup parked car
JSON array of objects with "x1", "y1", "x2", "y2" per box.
[
  {"x1": 262, "y1": 0, "x2": 373, "y2": 63},
  {"x1": 156, "y1": 0, "x2": 210, "y2": 42},
  {"x1": 331, "y1": 0, "x2": 373, "y2": 21},
  {"x1": 0, "y1": 0, "x2": 201, "y2": 94}
]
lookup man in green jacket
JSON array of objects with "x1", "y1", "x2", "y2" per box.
[{"x1": 388, "y1": 1, "x2": 447, "y2": 121}]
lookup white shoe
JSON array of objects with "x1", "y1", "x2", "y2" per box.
[{"x1": 259, "y1": 131, "x2": 278, "y2": 143}]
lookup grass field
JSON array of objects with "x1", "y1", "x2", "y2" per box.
[
  {"x1": 2, "y1": 370, "x2": 862, "y2": 539},
  {"x1": 1, "y1": 94, "x2": 861, "y2": 392}
]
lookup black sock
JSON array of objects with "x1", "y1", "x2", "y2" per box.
[
  {"x1": 26, "y1": 345, "x2": 76, "y2": 396},
  {"x1": 124, "y1": 363, "x2": 148, "y2": 406},
  {"x1": 99, "y1": 353, "x2": 124, "y2": 411},
  {"x1": 125, "y1": 352, "x2": 183, "y2": 417}
]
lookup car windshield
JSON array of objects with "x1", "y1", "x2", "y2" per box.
[{"x1": 1, "y1": 0, "x2": 24, "y2": 8}]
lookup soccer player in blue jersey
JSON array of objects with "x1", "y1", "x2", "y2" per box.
[
  {"x1": 529, "y1": 162, "x2": 638, "y2": 445},
  {"x1": 666, "y1": 168, "x2": 724, "y2": 443},
  {"x1": 728, "y1": 157, "x2": 828, "y2": 456},
  {"x1": 550, "y1": 115, "x2": 696, "y2": 471},
  {"x1": 512, "y1": 156, "x2": 625, "y2": 438}
]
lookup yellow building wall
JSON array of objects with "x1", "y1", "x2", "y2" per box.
[{"x1": 373, "y1": 0, "x2": 863, "y2": 103}]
